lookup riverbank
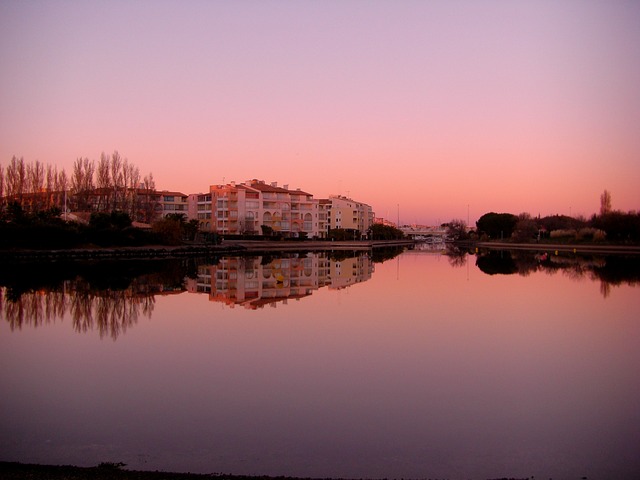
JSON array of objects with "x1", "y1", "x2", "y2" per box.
[
  {"x1": 0, "y1": 462, "x2": 296, "y2": 480},
  {"x1": 0, "y1": 461, "x2": 527, "y2": 480},
  {"x1": 0, "y1": 239, "x2": 415, "y2": 262},
  {"x1": 471, "y1": 241, "x2": 640, "y2": 255}
]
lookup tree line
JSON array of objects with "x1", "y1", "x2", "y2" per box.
[
  {"x1": 447, "y1": 190, "x2": 640, "y2": 243},
  {"x1": 0, "y1": 153, "x2": 156, "y2": 220}
]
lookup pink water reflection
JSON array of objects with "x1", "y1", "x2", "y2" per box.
[{"x1": 1, "y1": 252, "x2": 639, "y2": 479}]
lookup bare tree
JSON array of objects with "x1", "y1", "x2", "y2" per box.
[
  {"x1": 84, "y1": 158, "x2": 95, "y2": 191},
  {"x1": 71, "y1": 158, "x2": 83, "y2": 194},
  {"x1": 600, "y1": 189, "x2": 612, "y2": 216},
  {"x1": 0, "y1": 164, "x2": 4, "y2": 206},
  {"x1": 57, "y1": 168, "x2": 69, "y2": 212},
  {"x1": 5, "y1": 156, "x2": 26, "y2": 200},
  {"x1": 111, "y1": 151, "x2": 123, "y2": 210},
  {"x1": 127, "y1": 163, "x2": 140, "y2": 217},
  {"x1": 45, "y1": 164, "x2": 56, "y2": 209},
  {"x1": 446, "y1": 218, "x2": 468, "y2": 240},
  {"x1": 27, "y1": 160, "x2": 45, "y2": 210},
  {"x1": 121, "y1": 158, "x2": 131, "y2": 213},
  {"x1": 96, "y1": 152, "x2": 111, "y2": 211},
  {"x1": 27, "y1": 160, "x2": 44, "y2": 193},
  {"x1": 71, "y1": 157, "x2": 95, "y2": 211},
  {"x1": 140, "y1": 172, "x2": 157, "y2": 222}
]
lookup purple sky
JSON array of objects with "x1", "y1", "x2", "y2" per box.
[{"x1": 1, "y1": 0, "x2": 638, "y2": 224}]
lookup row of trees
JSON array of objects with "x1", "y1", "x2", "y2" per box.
[
  {"x1": 1, "y1": 154, "x2": 157, "y2": 221},
  {"x1": 447, "y1": 191, "x2": 639, "y2": 243},
  {"x1": 0, "y1": 204, "x2": 198, "y2": 249}
]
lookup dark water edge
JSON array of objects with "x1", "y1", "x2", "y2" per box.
[{"x1": 0, "y1": 462, "x2": 527, "y2": 480}]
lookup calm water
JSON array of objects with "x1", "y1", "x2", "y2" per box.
[{"x1": 1, "y1": 248, "x2": 639, "y2": 479}]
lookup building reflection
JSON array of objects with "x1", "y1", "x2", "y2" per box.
[{"x1": 188, "y1": 253, "x2": 374, "y2": 309}]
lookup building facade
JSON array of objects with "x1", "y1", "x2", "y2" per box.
[
  {"x1": 198, "y1": 180, "x2": 325, "y2": 238},
  {"x1": 325, "y1": 195, "x2": 375, "y2": 238},
  {"x1": 193, "y1": 180, "x2": 375, "y2": 238}
]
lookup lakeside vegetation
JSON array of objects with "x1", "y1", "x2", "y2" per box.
[
  {"x1": 1, "y1": 155, "x2": 636, "y2": 249},
  {"x1": 446, "y1": 190, "x2": 639, "y2": 245},
  {"x1": 0, "y1": 200, "x2": 405, "y2": 251},
  {"x1": 0, "y1": 203, "x2": 202, "y2": 249}
]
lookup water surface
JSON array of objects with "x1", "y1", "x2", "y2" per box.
[{"x1": 1, "y1": 249, "x2": 639, "y2": 479}]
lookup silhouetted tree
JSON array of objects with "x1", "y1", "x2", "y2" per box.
[
  {"x1": 512, "y1": 213, "x2": 538, "y2": 242},
  {"x1": 591, "y1": 211, "x2": 640, "y2": 242},
  {"x1": 368, "y1": 224, "x2": 403, "y2": 240},
  {"x1": 476, "y1": 212, "x2": 518, "y2": 239},
  {"x1": 445, "y1": 219, "x2": 467, "y2": 240},
  {"x1": 600, "y1": 189, "x2": 612, "y2": 215}
]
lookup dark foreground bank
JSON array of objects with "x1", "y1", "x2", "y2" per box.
[{"x1": 0, "y1": 462, "x2": 528, "y2": 480}]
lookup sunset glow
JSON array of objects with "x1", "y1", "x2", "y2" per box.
[{"x1": 1, "y1": 1, "x2": 638, "y2": 224}]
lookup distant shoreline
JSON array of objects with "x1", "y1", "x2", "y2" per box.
[
  {"x1": 471, "y1": 241, "x2": 640, "y2": 255},
  {"x1": 0, "y1": 461, "x2": 529, "y2": 480},
  {"x1": 0, "y1": 239, "x2": 415, "y2": 262},
  {"x1": 2, "y1": 239, "x2": 640, "y2": 262}
]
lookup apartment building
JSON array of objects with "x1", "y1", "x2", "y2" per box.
[
  {"x1": 68, "y1": 187, "x2": 187, "y2": 222},
  {"x1": 325, "y1": 195, "x2": 375, "y2": 238},
  {"x1": 193, "y1": 193, "x2": 212, "y2": 230},
  {"x1": 199, "y1": 179, "x2": 325, "y2": 238},
  {"x1": 157, "y1": 190, "x2": 188, "y2": 218}
]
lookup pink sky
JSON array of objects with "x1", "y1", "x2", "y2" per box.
[{"x1": 1, "y1": 0, "x2": 638, "y2": 225}]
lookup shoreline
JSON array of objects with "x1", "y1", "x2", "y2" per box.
[
  {"x1": 2, "y1": 238, "x2": 640, "y2": 262},
  {"x1": 0, "y1": 239, "x2": 415, "y2": 262},
  {"x1": 0, "y1": 461, "x2": 528, "y2": 480},
  {"x1": 471, "y1": 241, "x2": 640, "y2": 255}
]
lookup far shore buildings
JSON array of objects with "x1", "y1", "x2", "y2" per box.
[
  {"x1": 2, "y1": 178, "x2": 374, "y2": 234},
  {"x1": 192, "y1": 179, "x2": 374, "y2": 239},
  {"x1": 3, "y1": 186, "x2": 188, "y2": 223}
]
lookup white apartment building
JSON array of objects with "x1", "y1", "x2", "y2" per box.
[{"x1": 199, "y1": 180, "x2": 325, "y2": 238}]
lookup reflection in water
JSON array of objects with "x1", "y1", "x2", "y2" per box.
[
  {"x1": 3, "y1": 248, "x2": 638, "y2": 339},
  {"x1": 190, "y1": 253, "x2": 374, "y2": 309},
  {"x1": 1, "y1": 252, "x2": 383, "y2": 334},
  {"x1": 0, "y1": 259, "x2": 192, "y2": 339},
  {"x1": 470, "y1": 249, "x2": 640, "y2": 298},
  {"x1": 2, "y1": 279, "x2": 162, "y2": 340},
  {"x1": 1, "y1": 249, "x2": 639, "y2": 479}
]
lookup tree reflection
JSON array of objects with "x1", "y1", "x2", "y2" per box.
[
  {"x1": 1, "y1": 282, "x2": 157, "y2": 340},
  {"x1": 474, "y1": 249, "x2": 640, "y2": 297},
  {"x1": 0, "y1": 258, "x2": 192, "y2": 339},
  {"x1": 445, "y1": 244, "x2": 469, "y2": 268}
]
